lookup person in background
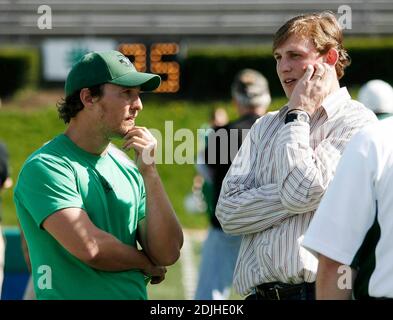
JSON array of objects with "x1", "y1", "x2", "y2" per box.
[
  {"x1": 195, "y1": 69, "x2": 271, "y2": 300},
  {"x1": 184, "y1": 108, "x2": 229, "y2": 215},
  {"x1": 0, "y1": 142, "x2": 12, "y2": 298},
  {"x1": 358, "y1": 79, "x2": 393, "y2": 120}
]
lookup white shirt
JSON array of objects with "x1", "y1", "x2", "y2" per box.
[
  {"x1": 216, "y1": 87, "x2": 377, "y2": 296},
  {"x1": 303, "y1": 117, "x2": 393, "y2": 299}
]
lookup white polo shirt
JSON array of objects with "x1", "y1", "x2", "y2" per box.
[{"x1": 302, "y1": 117, "x2": 393, "y2": 299}]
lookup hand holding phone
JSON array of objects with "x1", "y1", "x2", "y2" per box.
[{"x1": 287, "y1": 63, "x2": 336, "y2": 116}]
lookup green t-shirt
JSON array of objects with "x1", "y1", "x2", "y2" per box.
[{"x1": 14, "y1": 134, "x2": 148, "y2": 300}]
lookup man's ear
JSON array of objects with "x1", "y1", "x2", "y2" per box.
[
  {"x1": 325, "y1": 48, "x2": 339, "y2": 65},
  {"x1": 80, "y1": 88, "x2": 94, "y2": 108}
]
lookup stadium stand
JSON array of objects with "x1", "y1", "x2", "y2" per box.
[{"x1": 0, "y1": 0, "x2": 392, "y2": 42}]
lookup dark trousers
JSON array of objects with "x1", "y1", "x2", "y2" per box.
[{"x1": 245, "y1": 282, "x2": 315, "y2": 300}]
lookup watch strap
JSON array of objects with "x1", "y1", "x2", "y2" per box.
[{"x1": 284, "y1": 110, "x2": 310, "y2": 124}]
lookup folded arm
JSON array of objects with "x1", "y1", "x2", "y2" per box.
[
  {"x1": 42, "y1": 207, "x2": 163, "y2": 278},
  {"x1": 275, "y1": 119, "x2": 369, "y2": 213},
  {"x1": 137, "y1": 168, "x2": 184, "y2": 266},
  {"x1": 216, "y1": 120, "x2": 290, "y2": 235},
  {"x1": 123, "y1": 126, "x2": 183, "y2": 267}
]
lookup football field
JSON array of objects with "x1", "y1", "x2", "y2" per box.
[{"x1": 148, "y1": 229, "x2": 242, "y2": 300}]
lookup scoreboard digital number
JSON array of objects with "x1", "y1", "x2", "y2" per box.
[{"x1": 118, "y1": 42, "x2": 180, "y2": 93}]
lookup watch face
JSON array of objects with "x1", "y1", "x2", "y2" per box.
[{"x1": 298, "y1": 113, "x2": 309, "y2": 122}]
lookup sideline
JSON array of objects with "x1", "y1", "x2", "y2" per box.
[{"x1": 179, "y1": 229, "x2": 206, "y2": 300}]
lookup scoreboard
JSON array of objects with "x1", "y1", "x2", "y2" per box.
[{"x1": 119, "y1": 42, "x2": 180, "y2": 93}]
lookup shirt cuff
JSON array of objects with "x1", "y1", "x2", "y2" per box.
[{"x1": 277, "y1": 121, "x2": 310, "y2": 147}]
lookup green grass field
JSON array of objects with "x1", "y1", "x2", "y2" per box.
[
  {"x1": 0, "y1": 87, "x2": 361, "y2": 300},
  {"x1": 0, "y1": 92, "x2": 286, "y2": 228},
  {"x1": 0, "y1": 91, "x2": 282, "y2": 300},
  {"x1": 147, "y1": 229, "x2": 242, "y2": 300},
  {"x1": 0, "y1": 90, "x2": 283, "y2": 300}
]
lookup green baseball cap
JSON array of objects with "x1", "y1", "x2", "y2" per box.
[{"x1": 65, "y1": 50, "x2": 161, "y2": 97}]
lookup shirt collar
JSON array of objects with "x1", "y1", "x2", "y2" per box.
[
  {"x1": 278, "y1": 87, "x2": 351, "y2": 120},
  {"x1": 321, "y1": 87, "x2": 351, "y2": 118}
]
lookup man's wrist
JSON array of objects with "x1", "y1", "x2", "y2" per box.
[
  {"x1": 137, "y1": 250, "x2": 153, "y2": 272},
  {"x1": 139, "y1": 165, "x2": 158, "y2": 178},
  {"x1": 285, "y1": 110, "x2": 311, "y2": 124},
  {"x1": 287, "y1": 108, "x2": 310, "y2": 114}
]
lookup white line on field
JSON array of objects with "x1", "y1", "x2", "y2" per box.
[{"x1": 179, "y1": 230, "x2": 199, "y2": 300}]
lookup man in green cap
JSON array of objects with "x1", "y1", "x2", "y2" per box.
[{"x1": 14, "y1": 50, "x2": 183, "y2": 300}]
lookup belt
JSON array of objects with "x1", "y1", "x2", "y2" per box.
[{"x1": 254, "y1": 282, "x2": 315, "y2": 300}]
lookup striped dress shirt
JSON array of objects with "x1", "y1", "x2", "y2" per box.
[{"x1": 215, "y1": 87, "x2": 377, "y2": 296}]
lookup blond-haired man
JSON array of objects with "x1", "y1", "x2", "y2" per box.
[{"x1": 216, "y1": 12, "x2": 377, "y2": 300}]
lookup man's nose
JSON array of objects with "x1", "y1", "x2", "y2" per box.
[
  {"x1": 130, "y1": 97, "x2": 143, "y2": 112},
  {"x1": 278, "y1": 58, "x2": 291, "y2": 74}
]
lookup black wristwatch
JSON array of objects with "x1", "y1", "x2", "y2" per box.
[{"x1": 285, "y1": 110, "x2": 310, "y2": 124}]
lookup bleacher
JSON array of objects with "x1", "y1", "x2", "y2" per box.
[{"x1": 0, "y1": 0, "x2": 392, "y2": 42}]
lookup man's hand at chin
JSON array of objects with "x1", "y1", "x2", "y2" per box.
[
  {"x1": 288, "y1": 63, "x2": 336, "y2": 116},
  {"x1": 122, "y1": 126, "x2": 157, "y2": 174}
]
